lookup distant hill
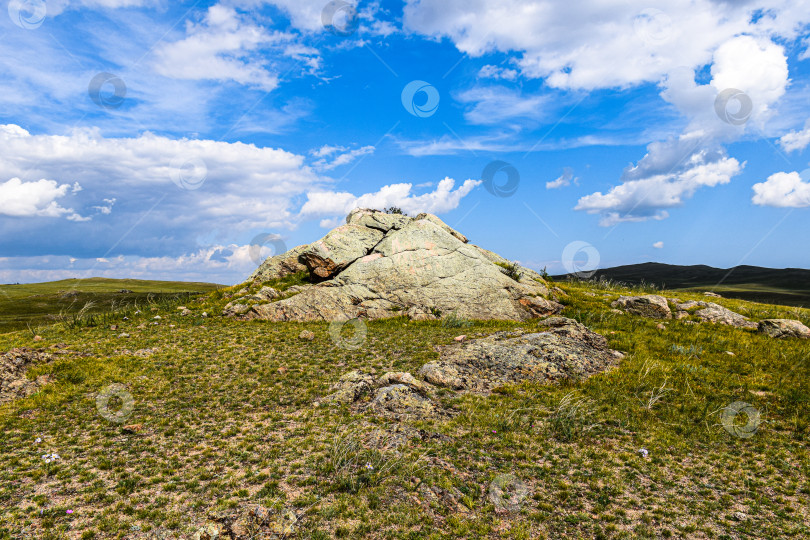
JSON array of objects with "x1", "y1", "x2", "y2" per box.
[{"x1": 553, "y1": 262, "x2": 810, "y2": 307}]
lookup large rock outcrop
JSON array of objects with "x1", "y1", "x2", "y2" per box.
[{"x1": 240, "y1": 209, "x2": 561, "y2": 322}]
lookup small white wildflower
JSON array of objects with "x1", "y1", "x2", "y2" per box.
[
  {"x1": 35, "y1": 437, "x2": 42, "y2": 444},
  {"x1": 365, "y1": 462, "x2": 374, "y2": 471},
  {"x1": 639, "y1": 448, "x2": 649, "y2": 458}
]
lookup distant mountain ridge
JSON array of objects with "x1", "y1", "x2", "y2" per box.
[{"x1": 553, "y1": 262, "x2": 810, "y2": 307}]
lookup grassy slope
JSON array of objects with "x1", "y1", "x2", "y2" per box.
[
  {"x1": 0, "y1": 281, "x2": 808, "y2": 538},
  {"x1": 0, "y1": 278, "x2": 223, "y2": 334}
]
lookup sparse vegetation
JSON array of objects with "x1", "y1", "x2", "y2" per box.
[
  {"x1": 441, "y1": 311, "x2": 473, "y2": 328},
  {"x1": 0, "y1": 280, "x2": 808, "y2": 538},
  {"x1": 495, "y1": 261, "x2": 522, "y2": 282},
  {"x1": 383, "y1": 206, "x2": 405, "y2": 215}
]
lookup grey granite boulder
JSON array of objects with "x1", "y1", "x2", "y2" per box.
[
  {"x1": 695, "y1": 303, "x2": 757, "y2": 329},
  {"x1": 324, "y1": 369, "x2": 440, "y2": 419},
  {"x1": 417, "y1": 317, "x2": 621, "y2": 393},
  {"x1": 611, "y1": 295, "x2": 672, "y2": 319},
  {"x1": 323, "y1": 370, "x2": 376, "y2": 404},
  {"x1": 757, "y1": 319, "x2": 810, "y2": 339},
  {"x1": 367, "y1": 384, "x2": 438, "y2": 419}
]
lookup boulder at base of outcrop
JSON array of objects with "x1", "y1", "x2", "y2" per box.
[
  {"x1": 323, "y1": 371, "x2": 376, "y2": 404},
  {"x1": 417, "y1": 317, "x2": 621, "y2": 393},
  {"x1": 241, "y1": 209, "x2": 561, "y2": 322},
  {"x1": 757, "y1": 319, "x2": 810, "y2": 339},
  {"x1": 695, "y1": 303, "x2": 757, "y2": 329},
  {"x1": 1, "y1": 348, "x2": 53, "y2": 404},
  {"x1": 367, "y1": 384, "x2": 438, "y2": 419},
  {"x1": 610, "y1": 295, "x2": 671, "y2": 319},
  {"x1": 324, "y1": 370, "x2": 441, "y2": 419}
]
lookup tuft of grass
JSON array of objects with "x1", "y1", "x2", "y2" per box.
[
  {"x1": 441, "y1": 311, "x2": 473, "y2": 328},
  {"x1": 546, "y1": 392, "x2": 598, "y2": 442},
  {"x1": 495, "y1": 261, "x2": 522, "y2": 282}
]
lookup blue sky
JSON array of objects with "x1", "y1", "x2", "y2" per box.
[{"x1": 1, "y1": 0, "x2": 809, "y2": 284}]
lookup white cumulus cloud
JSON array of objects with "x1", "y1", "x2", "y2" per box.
[
  {"x1": 752, "y1": 171, "x2": 810, "y2": 208},
  {"x1": 779, "y1": 120, "x2": 810, "y2": 152},
  {"x1": 300, "y1": 177, "x2": 481, "y2": 221},
  {"x1": 403, "y1": 0, "x2": 808, "y2": 90},
  {"x1": 576, "y1": 150, "x2": 742, "y2": 226},
  {"x1": 0, "y1": 178, "x2": 86, "y2": 221}
]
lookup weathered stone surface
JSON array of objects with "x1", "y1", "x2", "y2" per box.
[
  {"x1": 414, "y1": 212, "x2": 468, "y2": 243},
  {"x1": 248, "y1": 244, "x2": 310, "y2": 283},
  {"x1": 299, "y1": 224, "x2": 384, "y2": 280},
  {"x1": 250, "y1": 286, "x2": 281, "y2": 302},
  {"x1": 536, "y1": 316, "x2": 608, "y2": 349},
  {"x1": 611, "y1": 295, "x2": 672, "y2": 319},
  {"x1": 242, "y1": 211, "x2": 559, "y2": 322},
  {"x1": 674, "y1": 310, "x2": 689, "y2": 320},
  {"x1": 346, "y1": 207, "x2": 410, "y2": 231},
  {"x1": 405, "y1": 305, "x2": 437, "y2": 321},
  {"x1": 695, "y1": 303, "x2": 757, "y2": 329},
  {"x1": 367, "y1": 384, "x2": 438, "y2": 418},
  {"x1": 222, "y1": 302, "x2": 251, "y2": 317},
  {"x1": 205, "y1": 503, "x2": 298, "y2": 539},
  {"x1": 1, "y1": 348, "x2": 53, "y2": 404},
  {"x1": 675, "y1": 300, "x2": 705, "y2": 310},
  {"x1": 376, "y1": 371, "x2": 433, "y2": 395},
  {"x1": 704, "y1": 291, "x2": 722, "y2": 298},
  {"x1": 325, "y1": 369, "x2": 441, "y2": 418},
  {"x1": 757, "y1": 319, "x2": 810, "y2": 339},
  {"x1": 324, "y1": 370, "x2": 375, "y2": 404},
  {"x1": 298, "y1": 330, "x2": 315, "y2": 341},
  {"x1": 420, "y1": 362, "x2": 465, "y2": 389},
  {"x1": 417, "y1": 318, "x2": 620, "y2": 393}
]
